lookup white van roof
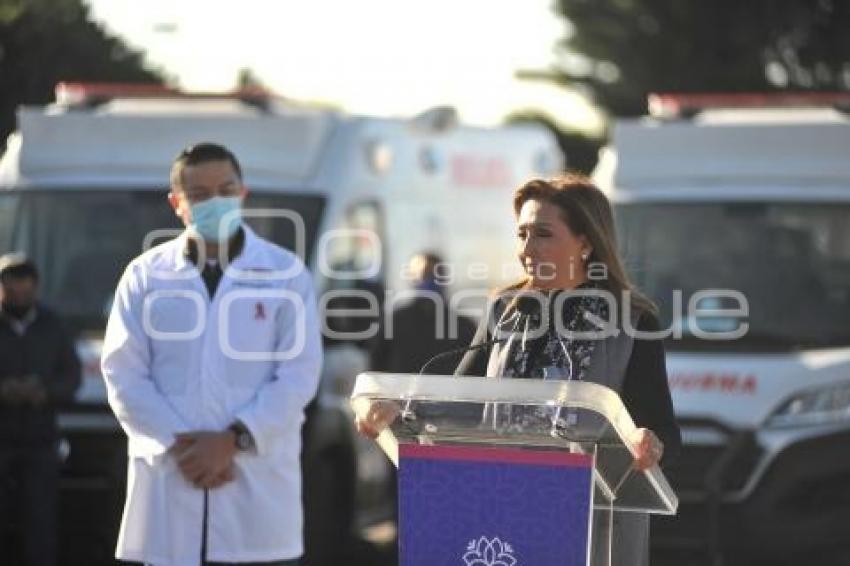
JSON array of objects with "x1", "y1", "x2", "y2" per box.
[
  {"x1": 3, "y1": 103, "x2": 336, "y2": 188},
  {"x1": 2, "y1": 101, "x2": 560, "y2": 193},
  {"x1": 606, "y1": 108, "x2": 850, "y2": 190}
]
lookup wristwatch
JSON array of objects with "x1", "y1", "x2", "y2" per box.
[{"x1": 227, "y1": 421, "x2": 255, "y2": 452}]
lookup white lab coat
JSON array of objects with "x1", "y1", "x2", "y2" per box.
[{"x1": 101, "y1": 226, "x2": 322, "y2": 566}]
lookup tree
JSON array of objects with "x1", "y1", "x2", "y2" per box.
[
  {"x1": 549, "y1": 0, "x2": 850, "y2": 116},
  {"x1": 236, "y1": 67, "x2": 266, "y2": 90},
  {"x1": 0, "y1": 0, "x2": 163, "y2": 144}
]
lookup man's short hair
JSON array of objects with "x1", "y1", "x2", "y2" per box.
[
  {"x1": 170, "y1": 142, "x2": 243, "y2": 190},
  {"x1": 0, "y1": 252, "x2": 38, "y2": 282}
]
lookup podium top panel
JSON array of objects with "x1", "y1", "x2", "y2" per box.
[
  {"x1": 353, "y1": 372, "x2": 628, "y2": 419},
  {"x1": 351, "y1": 372, "x2": 678, "y2": 515}
]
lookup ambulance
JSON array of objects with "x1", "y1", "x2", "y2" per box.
[
  {"x1": 594, "y1": 93, "x2": 850, "y2": 562},
  {"x1": 0, "y1": 82, "x2": 562, "y2": 563}
]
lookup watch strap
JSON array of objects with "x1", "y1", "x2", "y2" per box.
[{"x1": 228, "y1": 421, "x2": 255, "y2": 451}]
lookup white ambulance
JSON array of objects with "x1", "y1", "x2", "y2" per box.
[
  {"x1": 594, "y1": 93, "x2": 850, "y2": 563},
  {"x1": 0, "y1": 82, "x2": 562, "y2": 563}
]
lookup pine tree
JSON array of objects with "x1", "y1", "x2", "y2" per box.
[
  {"x1": 0, "y1": 0, "x2": 163, "y2": 143},
  {"x1": 552, "y1": 0, "x2": 850, "y2": 116}
]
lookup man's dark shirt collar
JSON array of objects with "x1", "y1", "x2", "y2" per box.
[
  {"x1": 184, "y1": 227, "x2": 245, "y2": 298},
  {"x1": 0, "y1": 303, "x2": 39, "y2": 336},
  {"x1": 184, "y1": 226, "x2": 245, "y2": 268}
]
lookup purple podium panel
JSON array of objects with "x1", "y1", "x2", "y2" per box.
[{"x1": 399, "y1": 444, "x2": 594, "y2": 566}]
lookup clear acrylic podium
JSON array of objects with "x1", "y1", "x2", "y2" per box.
[{"x1": 351, "y1": 372, "x2": 678, "y2": 566}]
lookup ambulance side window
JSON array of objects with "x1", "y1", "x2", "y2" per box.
[{"x1": 322, "y1": 202, "x2": 385, "y2": 347}]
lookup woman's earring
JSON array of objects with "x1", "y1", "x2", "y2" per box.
[{"x1": 581, "y1": 252, "x2": 589, "y2": 261}]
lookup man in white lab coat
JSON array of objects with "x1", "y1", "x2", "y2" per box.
[{"x1": 101, "y1": 143, "x2": 322, "y2": 566}]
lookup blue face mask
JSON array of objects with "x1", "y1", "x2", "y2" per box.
[{"x1": 188, "y1": 196, "x2": 242, "y2": 241}]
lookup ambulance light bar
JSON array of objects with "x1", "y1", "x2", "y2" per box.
[
  {"x1": 648, "y1": 92, "x2": 850, "y2": 119},
  {"x1": 54, "y1": 82, "x2": 274, "y2": 110}
]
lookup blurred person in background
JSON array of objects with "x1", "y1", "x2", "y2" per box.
[
  {"x1": 370, "y1": 252, "x2": 476, "y2": 376},
  {"x1": 0, "y1": 253, "x2": 82, "y2": 566}
]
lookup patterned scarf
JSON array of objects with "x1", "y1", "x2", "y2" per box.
[{"x1": 499, "y1": 282, "x2": 611, "y2": 382}]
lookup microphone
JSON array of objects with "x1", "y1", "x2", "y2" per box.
[
  {"x1": 512, "y1": 291, "x2": 546, "y2": 352},
  {"x1": 515, "y1": 293, "x2": 542, "y2": 316},
  {"x1": 418, "y1": 335, "x2": 506, "y2": 375},
  {"x1": 418, "y1": 293, "x2": 542, "y2": 375}
]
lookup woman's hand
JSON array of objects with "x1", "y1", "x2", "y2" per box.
[
  {"x1": 355, "y1": 401, "x2": 402, "y2": 439},
  {"x1": 631, "y1": 428, "x2": 664, "y2": 471}
]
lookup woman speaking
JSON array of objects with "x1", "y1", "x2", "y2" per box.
[
  {"x1": 457, "y1": 175, "x2": 680, "y2": 463},
  {"x1": 454, "y1": 175, "x2": 681, "y2": 565}
]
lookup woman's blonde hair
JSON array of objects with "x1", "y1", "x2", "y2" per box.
[{"x1": 504, "y1": 174, "x2": 656, "y2": 315}]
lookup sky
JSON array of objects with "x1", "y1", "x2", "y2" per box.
[{"x1": 84, "y1": 0, "x2": 604, "y2": 133}]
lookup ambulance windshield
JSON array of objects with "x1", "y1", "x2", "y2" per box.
[
  {"x1": 0, "y1": 189, "x2": 324, "y2": 333},
  {"x1": 617, "y1": 202, "x2": 850, "y2": 351}
]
